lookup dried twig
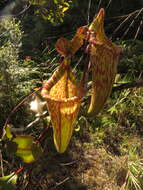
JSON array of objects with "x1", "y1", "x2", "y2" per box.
[
  {"x1": 134, "y1": 20, "x2": 143, "y2": 39},
  {"x1": 54, "y1": 177, "x2": 70, "y2": 189},
  {"x1": 0, "y1": 4, "x2": 31, "y2": 17},
  {"x1": 10, "y1": 111, "x2": 48, "y2": 133},
  {"x1": 87, "y1": 80, "x2": 143, "y2": 92},
  {"x1": 87, "y1": 0, "x2": 91, "y2": 24},
  {"x1": 0, "y1": 150, "x2": 4, "y2": 176},
  {"x1": 112, "y1": 80, "x2": 143, "y2": 92},
  {"x1": 60, "y1": 160, "x2": 79, "y2": 166},
  {"x1": 3, "y1": 88, "x2": 42, "y2": 137},
  {"x1": 121, "y1": 8, "x2": 143, "y2": 39},
  {"x1": 105, "y1": 0, "x2": 112, "y2": 10}
]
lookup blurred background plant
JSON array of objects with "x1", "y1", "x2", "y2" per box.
[
  {"x1": 0, "y1": 17, "x2": 25, "y2": 127},
  {"x1": 29, "y1": 0, "x2": 75, "y2": 24}
]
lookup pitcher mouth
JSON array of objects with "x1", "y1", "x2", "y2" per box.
[
  {"x1": 41, "y1": 83, "x2": 82, "y2": 103},
  {"x1": 41, "y1": 92, "x2": 81, "y2": 103},
  {"x1": 44, "y1": 95, "x2": 81, "y2": 103}
]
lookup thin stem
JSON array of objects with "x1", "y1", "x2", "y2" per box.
[
  {"x1": 87, "y1": 0, "x2": 91, "y2": 25},
  {"x1": 134, "y1": 20, "x2": 143, "y2": 39},
  {"x1": 112, "y1": 80, "x2": 143, "y2": 92},
  {"x1": 97, "y1": 0, "x2": 102, "y2": 12},
  {"x1": 4, "y1": 88, "x2": 42, "y2": 128},
  {"x1": 105, "y1": 0, "x2": 112, "y2": 10},
  {"x1": 0, "y1": 4, "x2": 31, "y2": 17},
  {"x1": 11, "y1": 111, "x2": 48, "y2": 133},
  {"x1": 121, "y1": 8, "x2": 143, "y2": 39},
  {"x1": 0, "y1": 150, "x2": 4, "y2": 177},
  {"x1": 15, "y1": 167, "x2": 24, "y2": 175},
  {"x1": 36, "y1": 119, "x2": 51, "y2": 144},
  {"x1": 113, "y1": 13, "x2": 133, "y2": 35},
  {"x1": 87, "y1": 80, "x2": 143, "y2": 92}
]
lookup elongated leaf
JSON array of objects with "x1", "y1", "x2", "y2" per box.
[
  {"x1": 0, "y1": 172, "x2": 17, "y2": 190},
  {"x1": 2, "y1": 124, "x2": 13, "y2": 141},
  {"x1": 41, "y1": 59, "x2": 82, "y2": 153}
]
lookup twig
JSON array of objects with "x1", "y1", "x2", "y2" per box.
[
  {"x1": 36, "y1": 119, "x2": 51, "y2": 144},
  {"x1": 97, "y1": 0, "x2": 102, "y2": 12},
  {"x1": 54, "y1": 177, "x2": 70, "y2": 189},
  {"x1": 15, "y1": 167, "x2": 24, "y2": 175},
  {"x1": 87, "y1": 80, "x2": 143, "y2": 92},
  {"x1": 105, "y1": 0, "x2": 112, "y2": 10},
  {"x1": 10, "y1": 111, "x2": 48, "y2": 133},
  {"x1": 73, "y1": 55, "x2": 84, "y2": 72},
  {"x1": 134, "y1": 20, "x2": 143, "y2": 39},
  {"x1": 110, "y1": 9, "x2": 142, "y2": 19},
  {"x1": 60, "y1": 160, "x2": 79, "y2": 166},
  {"x1": 87, "y1": 0, "x2": 91, "y2": 25},
  {"x1": 3, "y1": 88, "x2": 42, "y2": 136},
  {"x1": 121, "y1": 8, "x2": 143, "y2": 39},
  {"x1": 112, "y1": 80, "x2": 143, "y2": 92},
  {"x1": 112, "y1": 12, "x2": 133, "y2": 35},
  {"x1": 0, "y1": 4, "x2": 31, "y2": 17},
  {"x1": 0, "y1": 150, "x2": 4, "y2": 176}
]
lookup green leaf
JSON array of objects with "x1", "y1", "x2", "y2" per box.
[
  {"x1": 2, "y1": 124, "x2": 13, "y2": 141},
  {"x1": 5, "y1": 125, "x2": 13, "y2": 140},
  {"x1": 108, "y1": 106, "x2": 118, "y2": 115},
  {"x1": 8, "y1": 136, "x2": 43, "y2": 163},
  {"x1": 0, "y1": 172, "x2": 17, "y2": 190},
  {"x1": 0, "y1": 75, "x2": 3, "y2": 81}
]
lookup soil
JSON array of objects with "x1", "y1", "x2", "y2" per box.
[
  {"x1": 2, "y1": 128, "x2": 143, "y2": 190},
  {"x1": 13, "y1": 133, "x2": 126, "y2": 190}
]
